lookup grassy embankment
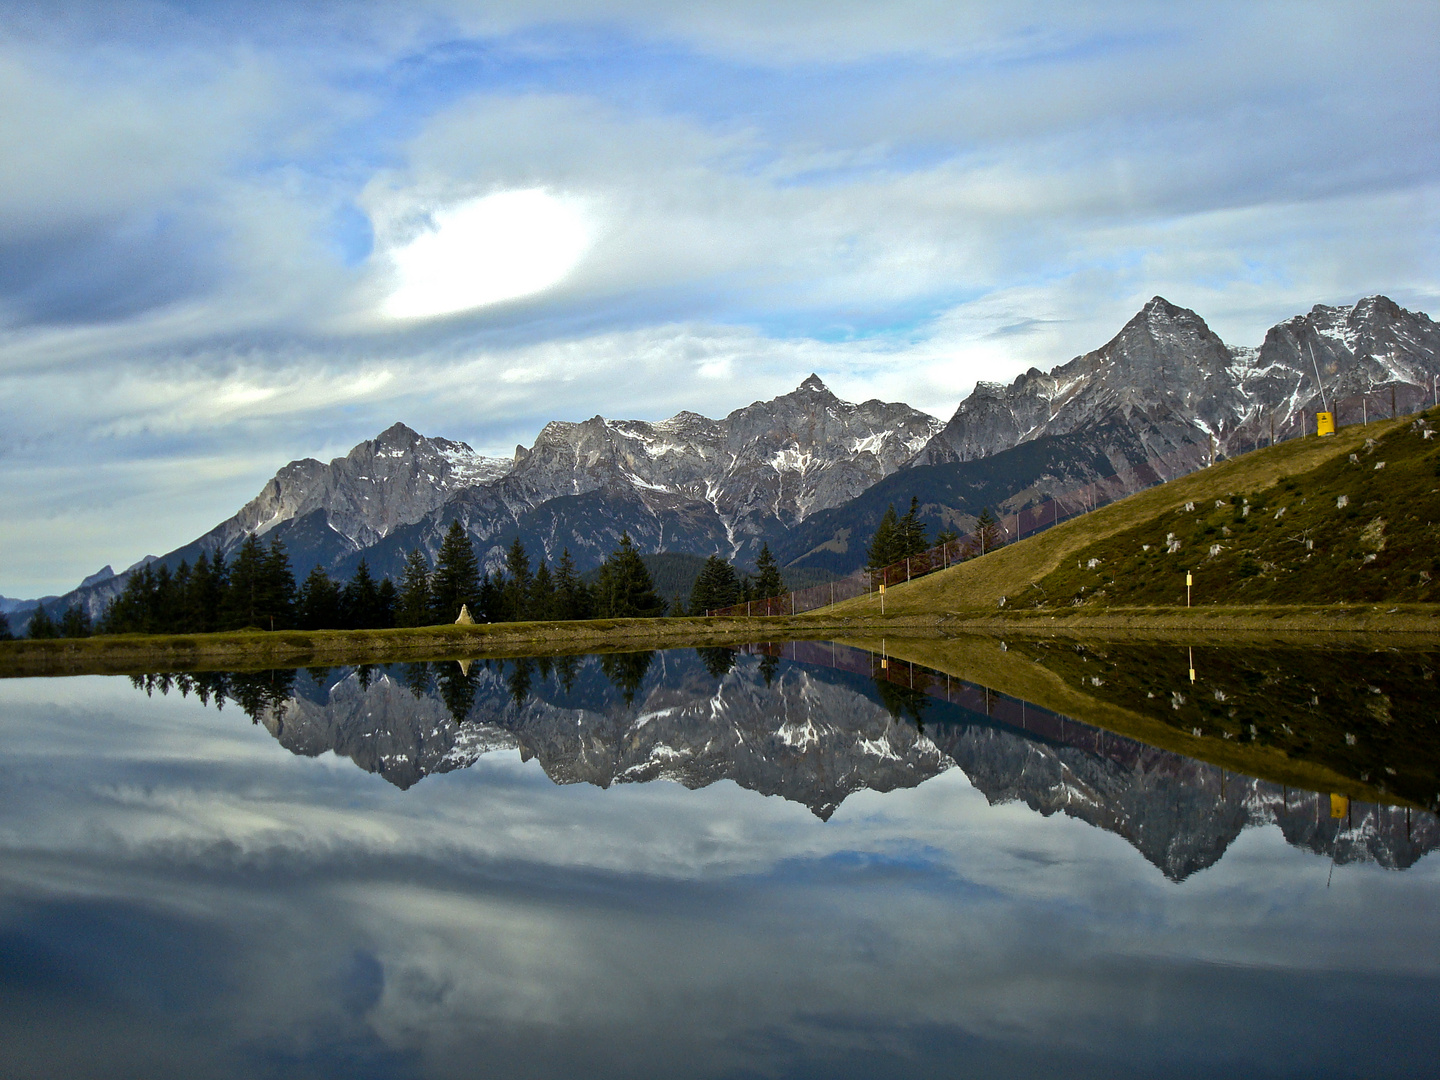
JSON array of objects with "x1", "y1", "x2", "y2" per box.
[
  {"x1": 829, "y1": 408, "x2": 1440, "y2": 632},
  {"x1": 0, "y1": 614, "x2": 852, "y2": 678}
]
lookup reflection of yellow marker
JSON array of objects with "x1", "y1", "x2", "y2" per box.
[
  {"x1": 1186, "y1": 570, "x2": 1192, "y2": 608},
  {"x1": 1316, "y1": 411, "x2": 1335, "y2": 436},
  {"x1": 1330, "y1": 793, "x2": 1349, "y2": 818},
  {"x1": 1189, "y1": 646, "x2": 1195, "y2": 683}
]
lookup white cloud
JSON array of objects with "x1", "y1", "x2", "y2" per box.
[
  {"x1": 380, "y1": 189, "x2": 594, "y2": 318},
  {"x1": 0, "y1": 2, "x2": 1436, "y2": 593}
]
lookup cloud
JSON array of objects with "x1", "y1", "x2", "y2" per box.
[{"x1": 0, "y1": 2, "x2": 1436, "y2": 593}]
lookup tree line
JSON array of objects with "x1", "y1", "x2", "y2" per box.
[
  {"x1": 865, "y1": 496, "x2": 1001, "y2": 569},
  {"x1": 11, "y1": 521, "x2": 792, "y2": 638}
]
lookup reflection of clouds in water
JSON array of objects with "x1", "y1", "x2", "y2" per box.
[{"x1": 1, "y1": 676, "x2": 1439, "y2": 1076}]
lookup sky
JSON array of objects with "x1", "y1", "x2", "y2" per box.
[{"x1": 1, "y1": 1, "x2": 1437, "y2": 596}]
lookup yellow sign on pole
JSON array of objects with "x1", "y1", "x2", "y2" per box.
[{"x1": 1316, "y1": 411, "x2": 1335, "y2": 436}]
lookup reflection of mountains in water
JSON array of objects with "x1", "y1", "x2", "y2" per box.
[{"x1": 132, "y1": 644, "x2": 1440, "y2": 881}]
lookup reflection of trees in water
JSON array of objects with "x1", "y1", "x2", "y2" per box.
[
  {"x1": 872, "y1": 669, "x2": 928, "y2": 732},
  {"x1": 305, "y1": 666, "x2": 330, "y2": 688},
  {"x1": 758, "y1": 651, "x2": 780, "y2": 687},
  {"x1": 553, "y1": 654, "x2": 580, "y2": 694},
  {"x1": 400, "y1": 662, "x2": 433, "y2": 700},
  {"x1": 129, "y1": 669, "x2": 296, "y2": 723},
  {"x1": 695, "y1": 647, "x2": 737, "y2": 680},
  {"x1": 356, "y1": 664, "x2": 376, "y2": 691},
  {"x1": 505, "y1": 657, "x2": 534, "y2": 707},
  {"x1": 436, "y1": 661, "x2": 480, "y2": 723},
  {"x1": 600, "y1": 651, "x2": 654, "y2": 704}
]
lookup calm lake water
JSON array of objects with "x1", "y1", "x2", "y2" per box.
[{"x1": 1, "y1": 641, "x2": 1438, "y2": 1078}]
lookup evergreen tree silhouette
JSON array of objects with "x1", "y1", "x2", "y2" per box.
[
  {"x1": 430, "y1": 521, "x2": 481, "y2": 623},
  {"x1": 688, "y1": 555, "x2": 741, "y2": 615},
  {"x1": 867, "y1": 505, "x2": 901, "y2": 569},
  {"x1": 397, "y1": 549, "x2": 432, "y2": 627},
  {"x1": 594, "y1": 533, "x2": 664, "y2": 618},
  {"x1": 753, "y1": 543, "x2": 785, "y2": 600},
  {"x1": 26, "y1": 604, "x2": 58, "y2": 639}
]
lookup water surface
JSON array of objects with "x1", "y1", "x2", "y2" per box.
[{"x1": 1, "y1": 642, "x2": 1437, "y2": 1078}]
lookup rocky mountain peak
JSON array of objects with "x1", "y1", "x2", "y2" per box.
[
  {"x1": 799, "y1": 373, "x2": 829, "y2": 392},
  {"x1": 909, "y1": 293, "x2": 1437, "y2": 473},
  {"x1": 1137, "y1": 295, "x2": 1190, "y2": 321},
  {"x1": 374, "y1": 421, "x2": 422, "y2": 448},
  {"x1": 79, "y1": 565, "x2": 115, "y2": 588}
]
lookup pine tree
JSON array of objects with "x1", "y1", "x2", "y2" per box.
[
  {"x1": 477, "y1": 572, "x2": 503, "y2": 624},
  {"x1": 753, "y1": 543, "x2": 785, "y2": 599},
  {"x1": 397, "y1": 549, "x2": 432, "y2": 627},
  {"x1": 101, "y1": 565, "x2": 152, "y2": 634},
  {"x1": 224, "y1": 534, "x2": 266, "y2": 629},
  {"x1": 297, "y1": 567, "x2": 343, "y2": 630},
  {"x1": 27, "y1": 604, "x2": 59, "y2": 639},
  {"x1": 375, "y1": 578, "x2": 397, "y2": 628},
  {"x1": 972, "y1": 507, "x2": 1001, "y2": 555},
  {"x1": 170, "y1": 561, "x2": 194, "y2": 630},
  {"x1": 197, "y1": 550, "x2": 227, "y2": 632},
  {"x1": 0, "y1": 610, "x2": 11, "y2": 641},
  {"x1": 552, "y1": 549, "x2": 592, "y2": 620},
  {"x1": 342, "y1": 559, "x2": 381, "y2": 628},
  {"x1": 867, "y1": 505, "x2": 901, "y2": 569},
  {"x1": 61, "y1": 603, "x2": 92, "y2": 639},
  {"x1": 430, "y1": 521, "x2": 480, "y2": 623},
  {"x1": 898, "y1": 496, "x2": 928, "y2": 558},
  {"x1": 530, "y1": 561, "x2": 555, "y2": 621},
  {"x1": 689, "y1": 555, "x2": 741, "y2": 615},
  {"x1": 501, "y1": 538, "x2": 533, "y2": 621},
  {"x1": 259, "y1": 537, "x2": 296, "y2": 629},
  {"x1": 594, "y1": 533, "x2": 664, "y2": 618}
]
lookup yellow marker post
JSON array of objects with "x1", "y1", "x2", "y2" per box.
[{"x1": 1316, "y1": 411, "x2": 1335, "y2": 436}]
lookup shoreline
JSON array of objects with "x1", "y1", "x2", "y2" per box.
[{"x1": 1, "y1": 603, "x2": 1437, "y2": 677}]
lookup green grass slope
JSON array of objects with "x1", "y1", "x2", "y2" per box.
[{"x1": 843, "y1": 410, "x2": 1439, "y2": 614}]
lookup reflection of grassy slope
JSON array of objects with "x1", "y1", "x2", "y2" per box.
[
  {"x1": 867, "y1": 634, "x2": 1439, "y2": 808},
  {"x1": 1010, "y1": 639, "x2": 1440, "y2": 809},
  {"x1": 834, "y1": 412, "x2": 1434, "y2": 613}
]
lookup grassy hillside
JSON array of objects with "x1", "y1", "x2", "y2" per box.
[{"x1": 842, "y1": 410, "x2": 1438, "y2": 614}]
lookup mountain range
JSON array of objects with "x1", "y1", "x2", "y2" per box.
[{"x1": 20, "y1": 293, "x2": 1440, "y2": 624}]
